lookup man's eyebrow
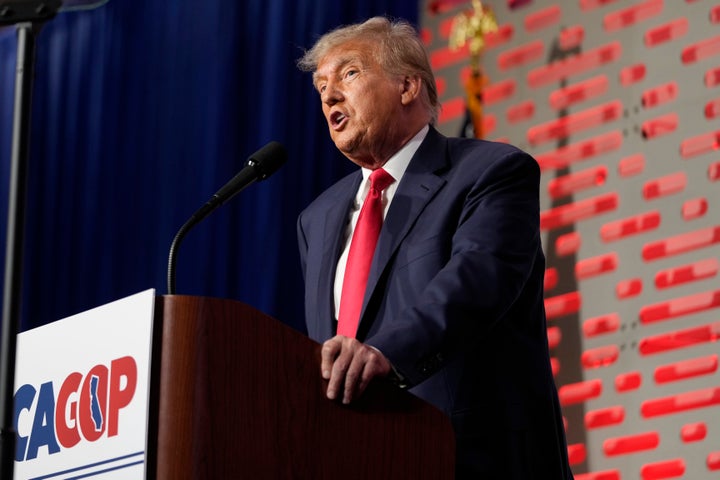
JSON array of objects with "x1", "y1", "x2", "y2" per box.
[
  {"x1": 312, "y1": 71, "x2": 325, "y2": 87},
  {"x1": 313, "y1": 54, "x2": 363, "y2": 86}
]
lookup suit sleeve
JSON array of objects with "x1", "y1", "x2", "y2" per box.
[{"x1": 366, "y1": 149, "x2": 544, "y2": 387}]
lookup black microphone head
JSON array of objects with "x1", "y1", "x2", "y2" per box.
[{"x1": 246, "y1": 141, "x2": 287, "y2": 180}]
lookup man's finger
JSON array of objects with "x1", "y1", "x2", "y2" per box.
[
  {"x1": 342, "y1": 349, "x2": 367, "y2": 404},
  {"x1": 326, "y1": 339, "x2": 353, "y2": 400},
  {"x1": 320, "y1": 336, "x2": 342, "y2": 380},
  {"x1": 355, "y1": 349, "x2": 391, "y2": 399},
  {"x1": 354, "y1": 360, "x2": 376, "y2": 400}
]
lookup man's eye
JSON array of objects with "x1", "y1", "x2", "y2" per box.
[
  {"x1": 318, "y1": 85, "x2": 326, "y2": 94},
  {"x1": 345, "y1": 69, "x2": 358, "y2": 78}
]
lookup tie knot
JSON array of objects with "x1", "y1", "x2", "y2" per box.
[{"x1": 369, "y1": 168, "x2": 394, "y2": 193}]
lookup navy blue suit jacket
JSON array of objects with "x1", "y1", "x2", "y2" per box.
[{"x1": 298, "y1": 127, "x2": 573, "y2": 479}]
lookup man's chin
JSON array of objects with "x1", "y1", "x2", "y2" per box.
[
  {"x1": 332, "y1": 135, "x2": 375, "y2": 166},
  {"x1": 332, "y1": 137, "x2": 359, "y2": 157}
]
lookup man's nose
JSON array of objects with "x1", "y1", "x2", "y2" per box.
[{"x1": 321, "y1": 82, "x2": 343, "y2": 105}]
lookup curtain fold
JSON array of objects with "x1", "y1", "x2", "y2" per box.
[{"x1": 0, "y1": 0, "x2": 419, "y2": 333}]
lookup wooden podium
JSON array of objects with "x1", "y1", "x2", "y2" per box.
[{"x1": 147, "y1": 296, "x2": 455, "y2": 479}]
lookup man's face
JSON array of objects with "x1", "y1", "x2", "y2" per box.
[{"x1": 313, "y1": 41, "x2": 407, "y2": 168}]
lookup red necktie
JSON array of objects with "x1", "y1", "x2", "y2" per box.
[{"x1": 337, "y1": 168, "x2": 395, "y2": 338}]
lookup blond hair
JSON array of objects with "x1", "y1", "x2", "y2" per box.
[{"x1": 298, "y1": 17, "x2": 439, "y2": 124}]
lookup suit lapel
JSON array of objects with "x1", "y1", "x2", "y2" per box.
[
  {"x1": 358, "y1": 128, "x2": 449, "y2": 333},
  {"x1": 310, "y1": 173, "x2": 362, "y2": 341}
]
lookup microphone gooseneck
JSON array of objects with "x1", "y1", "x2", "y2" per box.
[{"x1": 166, "y1": 141, "x2": 287, "y2": 294}]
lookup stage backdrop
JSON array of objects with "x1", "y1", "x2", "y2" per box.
[
  {"x1": 0, "y1": 0, "x2": 418, "y2": 334},
  {"x1": 422, "y1": 0, "x2": 720, "y2": 478}
]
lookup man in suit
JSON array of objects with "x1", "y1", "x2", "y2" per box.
[{"x1": 297, "y1": 17, "x2": 574, "y2": 479}]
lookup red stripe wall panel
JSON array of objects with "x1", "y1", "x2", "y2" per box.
[
  {"x1": 545, "y1": 291, "x2": 582, "y2": 320},
  {"x1": 654, "y1": 258, "x2": 719, "y2": 289},
  {"x1": 706, "y1": 66, "x2": 720, "y2": 87},
  {"x1": 585, "y1": 405, "x2": 625, "y2": 429},
  {"x1": 619, "y1": 63, "x2": 647, "y2": 86},
  {"x1": 681, "y1": 197, "x2": 708, "y2": 221},
  {"x1": 581, "y1": 344, "x2": 620, "y2": 369},
  {"x1": 547, "y1": 325, "x2": 562, "y2": 349},
  {"x1": 506, "y1": 99, "x2": 535, "y2": 124},
  {"x1": 680, "y1": 129, "x2": 720, "y2": 159},
  {"x1": 641, "y1": 81, "x2": 678, "y2": 109},
  {"x1": 617, "y1": 153, "x2": 645, "y2": 177},
  {"x1": 641, "y1": 387, "x2": 720, "y2": 418},
  {"x1": 642, "y1": 226, "x2": 720, "y2": 261},
  {"x1": 640, "y1": 113, "x2": 679, "y2": 140},
  {"x1": 708, "y1": 451, "x2": 720, "y2": 470},
  {"x1": 603, "y1": 0, "x2": 663, "y2": 33},
  {"x1": 497, "y1": 39, "x2": 544, "y2": 70},
  {"x1": 710, "y1": 161, "x2": 720, "y2": 181},
  {"x1": 642, "y1": 171, "x2": 686, "y2": 200},
  {"x1": 580, "y1": 0, "x2": 619, "y2": 12},
  {"x1": 559, "y1": 378, "x2": 603, "y2": 406},
  {"x1": 654, "y1": 355, "x2": 718, "y2": 384},
  {"x1": 640, "y1": 459, "x2": 686, "y2": 480},
  {"x1": 615, "y1": 371, "x2": 642, "y2": 393},
  {"x1": 600, "y1": 211, "x2": 660, "y2": 242},
  {"x1": 524, "y1": 4, "x2": 561, "y2": 33},
  {"x1": 536, "y1": 131, "x2": 623, "y2": 171},
  {"x1": 615, "y1": 278, "x2": 642, "y2": 299},
  {"x1": 680, "y1": 422, "x2": 707, "y2": 443},
  {"x1": 548, "y1": 165, "x2": 607, "y2": 200},
  {"x1": 544, "y1": 267, "x2": 559, "y2": 291},
  {"x1": 602, "y1": 431, "x2": 659, "y2": 456},
  {"x1": 575, "y1": 252, "x2": 618, "y2": 280},
  {"x1": 527, "y1": 41, "x2": 622, "y2": 88},
  {"x1": 583, "y1": 313, "x2": 620, "y2": 338},
  {"x1": 638, "y1": 322, "x2": 720, "y2": 355},
  {"x1": 638, "y1": 289, "x2": 720, "y2": 325},
  {"x1": 705, "y1": 98, "x2": 720, "y2": 119},
  {"x1": 574, "y1": 471, "x2": 620, "y2": 480},
  {"x1": 559, "y1": 25, "x2": 585, "y2": 50},
  {"x1": 540, "y1": 192, "x2": 618, "y2": 230},
  {"x1": 527, "y1": 100, "x2": 623, "y2": 146},
  {"x1": 712, "y1": 6, "x2": 720, "y2": 24},
  {"x1": 681, "y1": 35, "x2": 720, "y2": 64},
  {"x1": 567, "y1": 443, "x2": 587, "y2": 466},
  {"x1": 644, "y1": 17, "x2": 689, "y2": 48},
  {"x1": 484, "y1": 78, "x2": 516, "y2": 105},
  {"x1": 550, "y1": 75, "x2": 609, "y2": 110},
  {"x1": 556, "y1": 231, "x2": 582, "y2": 257}
]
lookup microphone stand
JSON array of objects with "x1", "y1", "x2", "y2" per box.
[
  {"x1": 166, "y1": 141, "x2": 287, "y2": 295},
  {"x1": 0, "y1": 3, "x2": 60, "y2": 478}
]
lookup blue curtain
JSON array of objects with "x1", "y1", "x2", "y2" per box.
[{"x1": 0, "y1": 0, "x2": 419, "y2": 333}]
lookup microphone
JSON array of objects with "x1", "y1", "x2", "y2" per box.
[
  {"x1": 166, "y1": 141, "x2": 287, "y2": 294},
  {"x1": 191, "y1": 140, "x2": 287, "y2": 221}
]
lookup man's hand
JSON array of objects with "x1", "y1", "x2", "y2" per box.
[{"x1": 321, "y1": 335, "x2": 392, "y2": 404}]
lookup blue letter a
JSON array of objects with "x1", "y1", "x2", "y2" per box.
[{"x1": 26, "y1": 382, "x2": 61, "y2": 460}]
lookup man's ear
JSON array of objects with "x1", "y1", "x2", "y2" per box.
[{"x1": 400, "y1": 75, "x2": 422, "y2": 106}]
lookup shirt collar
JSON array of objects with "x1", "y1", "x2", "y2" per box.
[{"x1": 360, "y1": 124, "x2": 429, "y2": 183}]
